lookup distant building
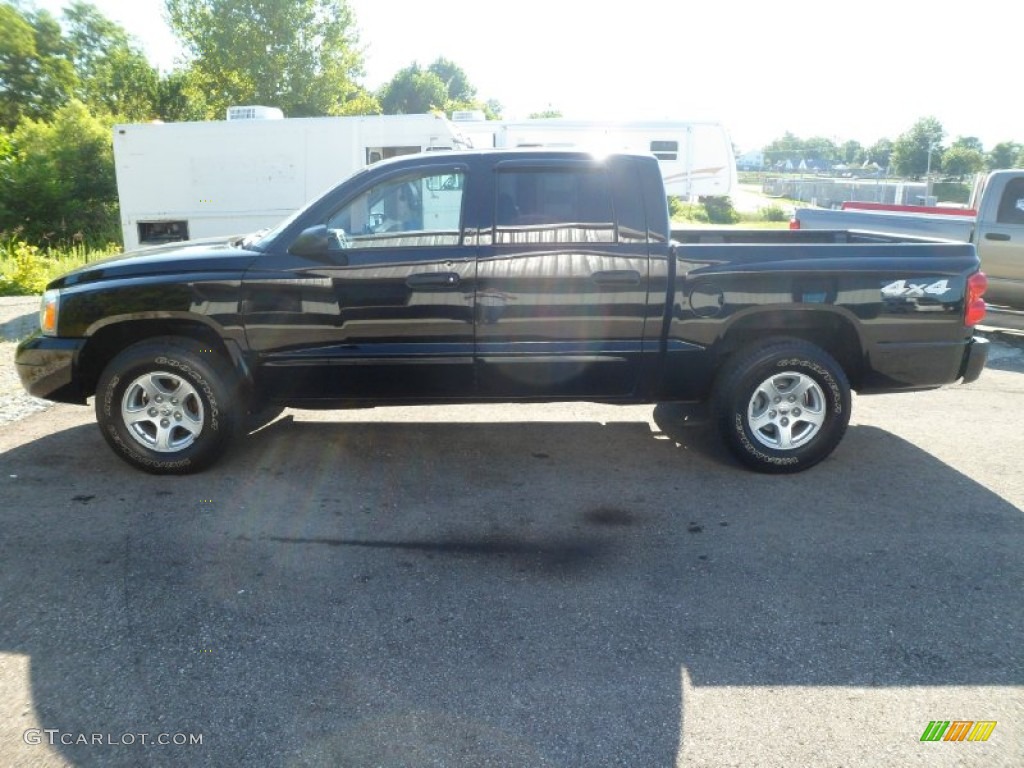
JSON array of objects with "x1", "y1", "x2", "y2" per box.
[
  {"x1": 736, "y1": 149, "x2": 765, "y2": 170},
  {"x1": 798, "y1": 159, "x2": 831, "y2": 173}
]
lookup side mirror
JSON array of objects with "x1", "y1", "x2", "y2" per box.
[{"x1": 288, "y1": 225, "x2": 330, "y2": 259}]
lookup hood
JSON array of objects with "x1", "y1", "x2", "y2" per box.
[{"x1": 52, "y1": 235, "x2": 262, "y2": 289}]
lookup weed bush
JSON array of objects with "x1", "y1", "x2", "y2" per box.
[
  {"x1": 0, "y1": 234, "x2": 120, "y2": 295},
  {"x1": 0, "y1": 240, "x2": 49, "y2": 295},
  {"x1": 701, "y1": 196, "x2": 740, "y2": 224}
]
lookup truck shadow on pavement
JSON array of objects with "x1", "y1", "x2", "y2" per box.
[{"x1": 1, "y1": 416, "x2": 1021, "y2": 766}]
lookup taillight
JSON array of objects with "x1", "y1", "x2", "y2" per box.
[
  {"x1": 965, "y1": 271, "x2": 987, "y2": 326},
  {"x1": 789, "y1": 218, "x2": 801, "y2": 230}
]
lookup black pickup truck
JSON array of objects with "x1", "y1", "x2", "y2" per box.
[{"x1": 16, "y1": 149, "x2": 989, "y2": 474}]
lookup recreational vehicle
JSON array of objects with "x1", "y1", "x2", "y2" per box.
[
  {"x1": 454, "y1": 116, "x2": 737, "y2": 198},
  {"x1": 113, "y1": 112, "x2": 470, "y2": 250}
]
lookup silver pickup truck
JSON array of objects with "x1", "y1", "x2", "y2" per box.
[{"x1": 792, "y1": 169, "x2": 1024, "y2": 316}]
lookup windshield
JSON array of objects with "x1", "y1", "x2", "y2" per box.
[{"x1": 245, "y1": 206, "x2": 309, "y2": 251}]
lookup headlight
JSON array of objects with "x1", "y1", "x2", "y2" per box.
[{"x1": 40, "y1": 289, "x2": 60, "y2": 336}]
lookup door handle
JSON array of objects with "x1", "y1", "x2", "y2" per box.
[
  {"x1": 406, "y1": 272, "x2": 461, "y2": 288},
  {"x1": 984, "y1": 232, "x2": 1011, "y2": 241},
  {"x1": 592, "y1": 270, "x2": 642, "y2": 286}
]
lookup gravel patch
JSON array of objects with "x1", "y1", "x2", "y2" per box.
[{"x1": 0, "y1": 296, "x2": 53, "y2": 425}]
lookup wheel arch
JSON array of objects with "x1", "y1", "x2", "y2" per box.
[
  {"x1": 714, "y1": 308, "x2": 865, "y2": 389},
  {"x1": 77, "y1": 319, "x2": 252, "y2": 400}
]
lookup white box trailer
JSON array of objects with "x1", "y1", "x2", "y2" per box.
[
  {"x1": 113, "y1": 113, "x2": 469, "y2": 250},
  {"x1": 455, "y1": 117, "x2": 737, "y2": 198}
]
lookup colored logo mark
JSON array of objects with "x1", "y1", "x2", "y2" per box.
[{"x1": 920, "y1": 721, "x2": 997, "y2": 742}]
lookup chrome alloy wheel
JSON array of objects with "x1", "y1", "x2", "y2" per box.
[
  {"x1": 121, "y1": 371, "x2": 204, "y2": 452},
  {"x1": 746, "y1": 371, "x2": 827, "y2": 450}
]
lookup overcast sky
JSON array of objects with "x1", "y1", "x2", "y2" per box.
[{"x1": 32, "y1": 0, "x2": 1022, "y2": 153}]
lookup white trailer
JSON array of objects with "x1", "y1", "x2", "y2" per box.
[
  {"x1": 454, "y1": 117, "x2": 737, "y2": 198},
  {"x1": 113, "y1": 113, "x2": 470, "y2": 250}
]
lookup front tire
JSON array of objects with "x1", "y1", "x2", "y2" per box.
[
  {"x1": 713, "y1": 340, "x2": 851, "y2": 473},
  {"x1": 95, "y1": 338, "x2": 241, "y2": 474}
]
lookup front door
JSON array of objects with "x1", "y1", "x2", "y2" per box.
[{"x1": 243, "y1": 164, "x2": 476, "y2": 402}]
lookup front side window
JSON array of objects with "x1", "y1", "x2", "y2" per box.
[
  {"x1": 494, "y1": 168, "x2": 615, "y2": 244},
  {"x1": 326, "y1": 170, "x2": 465, "y2": 249}
]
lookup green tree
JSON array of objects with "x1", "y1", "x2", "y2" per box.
[
  {"x1": 0, "y1": 128, "x2": 12, "y2": 223},
  {"x1": 0, "y1": 4, "x2": 77, "y2": 129},
  {"x1": 840, "y1": 139, "x2": 865, "y2": 165},
  {"x1": 941, "y1": 145, "x2": 984, "y2": 178},
  {"x1": 891, "y1": 117, "x2": 944, "y2": 178},
  {"x1": 951, "y1": 135, "x2": 984, "y2": 154},
  {"x1": 802, "y1": 136, "x2": 839, "y2": 165},
  {"x1": 763, "y1": 133, "x2": 839, "y2": 168},
  {"x1": 2, "y1": 2, "x2": 163, "y2": 126},
  {"x1": 165, "y1": 0, "x2": 378, "y2": 118},
  {"x1": 987, "y1": 141, "x2": 1022, "y2": 170},
  {"x1": 0, "y1": 4, "x2": 41, "y2": 129},
  {"x1": 91, "y1": 47, "x2": 160, "y2": 120},
  {"x1": 428, "y1": 57, "x2": 474, "y2": 104},
  {"x1": 378, "y1": 63, "x2": 447, "y2": 114},
  {"x1": 63, "y1": 1, "x2": 130, "y2": 77},
  {"x1": 763, "y1": 131, "x2": 803, "y2": 167},
  {"x1": 529, "y1": 109, "x2": 563, "y2": 119},
  {"x1": 379, "y1": 58, "x2": 494, "y2": 117},
  {"x1": 866, "y1": 138, "x2": 893, "y2": 169},
  {"x1": 483, "y1": 98, "x2": 502, "y2": 120},
  {"x1": 64, "y1": 1, "x2": 159, "y2": 120},
  {"x1": 155, "y1": 67, "x2": 209, "y2": 122},
  {"x1": 0, "y1": 100, "x2": 119, "y2": 245},
  {"x1": 941, "y1": 137, "x2": 985, "y2": 178}
]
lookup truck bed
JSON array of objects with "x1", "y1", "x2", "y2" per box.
[
  {"x1": 789, "y1": 207, "x2": 975, "y2": 242},
  {"x1": 670, "y1": 227, "x2": 967, "y2": 245}
]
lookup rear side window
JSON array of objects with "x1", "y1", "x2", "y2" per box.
[
  {"x1": 996, "y1": 178, "x2": 1024, "y2": 225},
  {"x1": 494, "y1": 168, "x2": 615, "y2": 244}
]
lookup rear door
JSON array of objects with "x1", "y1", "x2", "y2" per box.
[{"x1": 473, "y1": 156, "x2": 652, "y2": 398}]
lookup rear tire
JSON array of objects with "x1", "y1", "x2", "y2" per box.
[
  {"x1": 713, "y1": 339, "x2": 851, "y2": 473},
  {"x1": 95, "y1": 337, "x2": 241, "y2": 474}
]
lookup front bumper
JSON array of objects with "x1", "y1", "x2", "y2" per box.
[
  {"x1": 959, "y1": 334, "x2": 989, "y2": 383},
  {"x1": 15, "y1": 333, "x2": 88, "y2": 404}
]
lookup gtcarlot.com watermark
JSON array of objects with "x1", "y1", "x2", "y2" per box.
[{"x1": 24, "y1": 729, "x2": 203, "y2": 747}]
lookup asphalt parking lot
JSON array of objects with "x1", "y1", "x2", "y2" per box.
[{"x1": 1, "y1": 301, "x2": 1022, "y2": 767}]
